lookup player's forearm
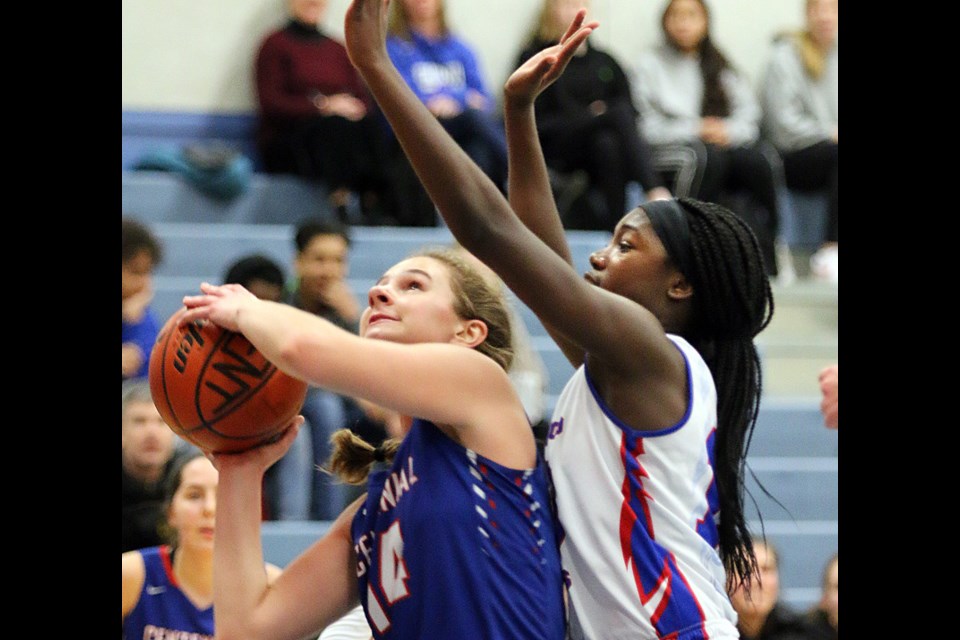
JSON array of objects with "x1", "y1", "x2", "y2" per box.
[
  {"x1": 504, "y1": 100, "x2": 573, "y2": 265},
  {"x1": 213, "y1": 460, "x2": 273, "y2": 639}
]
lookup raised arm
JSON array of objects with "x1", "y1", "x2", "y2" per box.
[
  {"x1": 344, "y1": 1, "x2": 636, "y2": 371},
  {"x1": 502, "y1": 12, "x2": 595, "y2": 266},
  {"x1": 502, "y1": 12, "x2": 598, "y2": 365}
]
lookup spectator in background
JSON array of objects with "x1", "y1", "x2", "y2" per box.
[
  {"x1": 223, "y1": 254, "x2": 287, "y2": 303},
  {"x1": 759, "y1": 0, "x2": 838, "y2": 283},
  {"x1": 806, "y1": 553, "x2": 837, "y2": 639},
  {"x1": 818, "y1": 363, "x2": 837, "y2": 429},
  {"x1": 255, "y1": 0, "x2": 391, "y2": 224},
  {"x1": 122, "y1": 380, "x2": 197, "y2": 553},
  {"x1": 122, "y1": 216, "x2": 163, "y2": 382},
  {"x1": 222, "y1": 254, "x2": 314, "y2": 521},
  {"x1": 729, "y1": 537, "x2": 816, "y2": 640},
  {"x1": 289, "y1": 218, "x2": 389, "y2": 520},
  {"x1": 515, "y1": 0, "x2": 670, "y2": 230},
  {"x1": 386, "y1": 0, "x2": 508, "y2": 195},
  {"x1": 634, "y1": 0, "x2": 782, "y2": 276},
  {"x1": 122, "y1": 451, "x2": 283, "y2": 638}
]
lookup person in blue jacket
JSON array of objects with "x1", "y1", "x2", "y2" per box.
[
  {"x1": 385, "y1": 0, "x2": 507, "y2": 192},
  {"x1": 122, "y1": 216, "x2": 163, "y2": 382}
]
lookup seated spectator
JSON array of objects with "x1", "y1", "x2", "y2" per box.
[
  {"x1": 121, "y1": 380, "x2": 198, "y2": 553},
  {"x1": 223, "y1": 253, "x2": 287, "y2": 303},
  {"x1": 122, "y1": 451, "x2": 282, "y2": 638},
  {"x1": 255, "y1": 0, "x2": 392, "y2": 224},
  {"x1": 759, "y1": 0, "x2": 838, "y2": 282},
  {"x1": 634, "y1": 0, "x2": 783, "y2": 275},
  {"x1": 515, "y1": 0, "x2": 670, "y2": 230},
  {"x1": 386, "y1": 0, "x2": 508, "y2": 209},
  {"x1": 289, "y1": 218, "x2": 388, "y2": 519},
  {"x1": 729, "y1": 536, "x2": 817, "y2": 640},
  {"x1": 222, "y1": 254, "x2": 314, "y2": 521},
  {"x1": 122, "y1": 216, "x2": 163, "y2": 382},
  {"x1": 805, "y1": 552, "x2": 838, "y2": 639}
]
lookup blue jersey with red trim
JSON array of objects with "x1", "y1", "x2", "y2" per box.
[
  {"x1": 123, "y1": 545, "x2": 214, "y2": 640},
  {"x1": 351, "y1": 418, "x2": 565, "y2": 640}
]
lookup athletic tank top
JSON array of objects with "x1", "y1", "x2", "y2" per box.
[
  {"x1": 351, "y1": 418, "x2": 566, "y2": 639},
  {"x1": 123, "y1": 545, "x2": 214, "y2": 640},
  {"x1": 546, "y1": 335, "x2": 738, "y2": 639}
]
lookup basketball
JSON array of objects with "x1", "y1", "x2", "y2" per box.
[{"x1": 148, "y1": 307, "x2": 309, "y2": 453}]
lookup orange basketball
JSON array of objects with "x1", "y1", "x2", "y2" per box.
[{"x1": 148, "y1": 307, "x2": 308, "y2": 453}]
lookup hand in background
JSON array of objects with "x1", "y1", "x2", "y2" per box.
[
  {"x1": 321, "y1": 279, "x2": 361, "y2": 325},
  {"x1": 317, "y1": 93, "x2": 368, "y2": 121},
  {"x1": 465, "y1": 89, "x2": 489, "y2": 112},
  {"x1": 425, "y1": 95, "x2": 463, "y2": 119},
  {"x1": 699, "y1": 117, "x2": 730, "y2": 146},
  {"x1": 818, "y1": 364, "x2": 838, "y2": 429},
  {"x1": 122, "y1": 343, "x2": 145, "y2": 378}
]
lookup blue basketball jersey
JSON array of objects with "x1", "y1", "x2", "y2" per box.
[
  {"x1": 351, "y1": 418, "x2": 565, "y2": 640},
  {"x1": 123, "y1": 545, "x2": 214, "y2": 640}
]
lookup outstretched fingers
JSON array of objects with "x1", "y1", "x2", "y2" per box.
[
  {"x1": 559, "y1": 8, "x2": 587, "y2": 44},
  {"x1": 540, "y1": 21, "x2": 598, "y2": 86}
]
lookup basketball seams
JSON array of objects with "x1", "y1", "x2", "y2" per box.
[{"x1": 149, "y1": 307, "x2": 308, "y2": 453}]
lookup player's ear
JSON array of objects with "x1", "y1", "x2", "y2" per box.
[
  {"x1": 667, "y1": 272, "x2": 693, "y2": 301},
  {"x1": 453, "y1": 319, "x2": 488, "y2": 348}
]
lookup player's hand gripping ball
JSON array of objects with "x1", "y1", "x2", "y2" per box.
[{"x1": 149, "y1": 307, "x2": 308, "y2": 453}]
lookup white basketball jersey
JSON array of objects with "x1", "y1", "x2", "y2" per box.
[{"x1": 545, "y1": 335, "x2": 738, "y2": 640}]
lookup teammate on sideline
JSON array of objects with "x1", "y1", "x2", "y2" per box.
[{"x1": 122, "y1": 452, "x2": 282, "y2": 639}]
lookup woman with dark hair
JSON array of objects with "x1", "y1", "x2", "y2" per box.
[
  {"x1": 634, "y1": 0, "x2": 783, "y2": 276},
  {"x1": 121, "y1": 453, "x2": 282, "y2": 639},
  {"x1": 342, "y1": 3, "x2": 773, "y2": 637},
  {"x1": 255, "y1": 0, "x2": 391, "y2": 223}
]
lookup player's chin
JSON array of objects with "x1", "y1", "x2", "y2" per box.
[{"x1": 362, "y1": 322, "x2": 396, "y2": 341}]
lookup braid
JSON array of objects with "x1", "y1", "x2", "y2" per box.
[{"x1": 676, "y1": 197, "x2": 774, "y2": 589}]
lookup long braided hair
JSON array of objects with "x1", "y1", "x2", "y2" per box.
[{"x1": 675, "y1": 197, "x2": 774, "y2": 590}]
